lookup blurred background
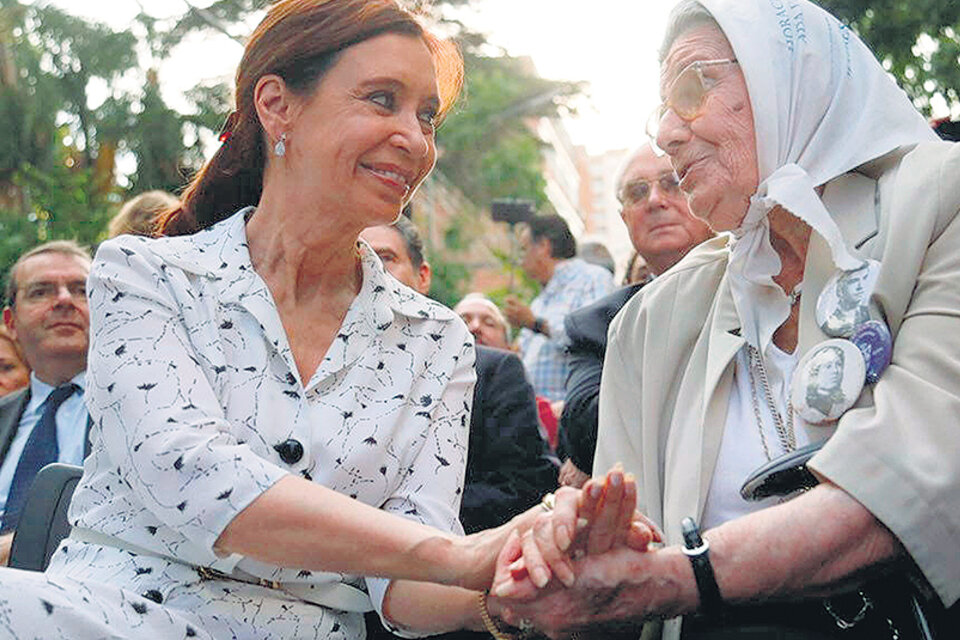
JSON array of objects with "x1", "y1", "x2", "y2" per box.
[{"x1": 0, "y1": 0, "x2": 957, "y2": 306}]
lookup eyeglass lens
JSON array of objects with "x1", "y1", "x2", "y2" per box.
[{"x1": 621, "y1": 174, "x2": 680, "y2": 205}]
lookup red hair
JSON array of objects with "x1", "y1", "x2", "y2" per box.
[{"x1": 159, "y1": 0, "x2": 462, "y2": 236}]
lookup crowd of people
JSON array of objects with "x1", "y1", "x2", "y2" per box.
[{"x1": 0, "y1": 0, "x2": 956, "y2": 638}]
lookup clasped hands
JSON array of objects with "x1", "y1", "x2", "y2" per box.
[{"x1": 488, "y1": 466, "x2": 662, "y2": 638}]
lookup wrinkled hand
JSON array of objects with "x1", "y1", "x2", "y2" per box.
[
  {"x1": 492, "y1": 466, "x2": 662, "y2": 599},
  {"x1": 489, "y1": 546, "x2": 646, "y2": 639},
  {"x1": 558, "y1": 458, "x2": 590, "y2": 488},
  {"x1": 503, "y1": 296, "x2": 536, "y2": 330}
]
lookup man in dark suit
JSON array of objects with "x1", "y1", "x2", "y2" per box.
[
  {"x1": 0, "y1": 240, "x2": 92, "y2": 564},
  {"x1": 557, "y1": 144, "x2": 715, "y2": 486},
  {"x1": 360, "y1": 217, "x2": 557, "y2": 640}
]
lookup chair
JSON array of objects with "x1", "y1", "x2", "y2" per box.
[{"x1": 8, "y1": 463, "x2": 83, "y2": 571}]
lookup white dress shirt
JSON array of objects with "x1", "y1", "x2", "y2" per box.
[{"x1": 0, "y1": 371, "x2": 87, "y2": 516}]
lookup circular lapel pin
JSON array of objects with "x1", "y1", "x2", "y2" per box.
[
  {"x1": 850, "y1": 320, "x2": 892, "y2": 385},
  {"x1": 792, "y1": 339, "x2": 866, "y2": 424},
  {"x1": 816, "y1": 260, "x2": 880, "y2": 338}
]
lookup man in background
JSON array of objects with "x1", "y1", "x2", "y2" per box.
[
  {"x1": 504, "y1": 215, "x2": 614, "y2": 404},
  {"x1": 453, "y1": 293, "x2": 512, "y2": 351},
  {"x1": 360, "y1": 218, "x2": 557, "y2": 531},
  {"x1": 0, "y1": 241, "x2": 92, "y2": 564},
  {"x1": 558, "y1": 144, "x2": 714, "y2": 486}
]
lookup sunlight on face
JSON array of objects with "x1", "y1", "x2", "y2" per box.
[
  {"x1": 285, "y1": 33, "x2": 440, "y2": 229},
  {"x1": 656, "y1": 25, "x2": 759, "y2": 232}
]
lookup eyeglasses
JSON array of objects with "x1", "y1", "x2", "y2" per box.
[
  {"x1": 646, "y1": 58, "x2": 739, "y2": 141},
  {"x1": 618, "y1": 172, "x2": 680, "y2": 207}
]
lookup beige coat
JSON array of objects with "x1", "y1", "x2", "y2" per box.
[{"x1": 595, "y1": 141, "x2": 960, "y2": 639}]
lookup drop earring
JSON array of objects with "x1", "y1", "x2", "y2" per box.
[{"x1": 274, "y1": 132, "x2": 287, "y2": 157}]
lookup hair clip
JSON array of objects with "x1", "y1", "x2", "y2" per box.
[{"x1": 218, "y1": 111, "x2": 239, "y2": 144}]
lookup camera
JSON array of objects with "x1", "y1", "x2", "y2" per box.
[{"x1": 490, "y1": 199, "x2": 535, "y2": 225}]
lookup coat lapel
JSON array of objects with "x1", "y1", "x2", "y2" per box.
[
  {"x1": 0, "y1": 388, "x2": 30, "y2": 465},
  {"x1": 799, "y1": 173, "x2": 879, "y2": 355}
]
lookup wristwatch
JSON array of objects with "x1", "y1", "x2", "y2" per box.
[{"x1": 681, "y1": 516, "x2": 724, "y2": 617}]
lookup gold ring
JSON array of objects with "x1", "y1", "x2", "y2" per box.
[{"x1": 540, "y1": 492, "x2": 556, "y2": 512}]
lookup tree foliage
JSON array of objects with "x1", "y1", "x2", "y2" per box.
[
  {"x1": 0, "y1": 0, "x2": 232, "y2": 277},
  {"x1": 819, "y1": 0, "x2": 960, "y2": 114},
  {"x1": 437, "y1": 52, "x2": 581, "y2": 209},
  {"x1": 0, "y1": 0, "x2": 584, "y2": 295}
]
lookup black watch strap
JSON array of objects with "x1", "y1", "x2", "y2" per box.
[{"x1": 681, "y1": 516, "x2": 723, "y2": 617}]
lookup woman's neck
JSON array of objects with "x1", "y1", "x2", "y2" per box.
[
  {"x1": 767, "y1": 206, "x2": 812, "y2": 353},
  {"x1": 246, "y1": 180, "x2": 362, "y2": 306},
  {"x1": 767, "y1": 206, "x2": 811, "y2": 296}
]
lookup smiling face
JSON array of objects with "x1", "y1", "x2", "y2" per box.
[
  {"x1": 656, "y1": 25, "x2": 759, "y2": 232},
  {"x1": 283, "y1": 33, "x2": 440, "y2": 229},
  {"x1": 619, "y1": 146, "x2": 714, "y2": 274},
  {"x1": 3, "y1": 252, "x2": 91, "y2": 381}
]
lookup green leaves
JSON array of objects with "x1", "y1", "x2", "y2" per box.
[
  {"x1": 437, "y1": 52, "x2": 582, "y2": 209},
  {"x1": 820, "y1": 0, "x2": 960, "y2": 115}
]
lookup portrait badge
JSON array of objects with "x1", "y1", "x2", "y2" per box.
[
  {"x1": 815, "y1": 260, "x2": 880, "y2": 338},
  {"x1": 791, "y1": 339, "x2": 866, "y2": 424},
  {"x1": 850, "y1": 320, "x2": 892, "y2": 384}
]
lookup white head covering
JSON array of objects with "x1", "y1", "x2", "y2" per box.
[{"x1": 693, "y1": 0, "x2": 937, "y2": 355}]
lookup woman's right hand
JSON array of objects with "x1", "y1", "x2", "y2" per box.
[{"x1": 491, "y1": 466, "x2": 662, "y2": 598}]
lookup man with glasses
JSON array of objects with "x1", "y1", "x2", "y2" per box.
[
  {"x1": 558, "y1": 143, "x2": 714, "y2": 487},
  {"x1": 0, "y1": 241, "x2": 92, "y2": 564}
]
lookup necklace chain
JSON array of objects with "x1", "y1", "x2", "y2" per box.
[{"x1": 746, "y1": 344, "x2": 797, "y2": 460}]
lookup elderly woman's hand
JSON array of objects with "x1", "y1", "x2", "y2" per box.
[{"x1": 491, "y1": 466, "x2": 662, "y2": 598}]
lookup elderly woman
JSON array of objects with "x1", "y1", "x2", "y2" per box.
[
  {"x1": 490, "y1": 0, "x2": 959, "y2": 638},
  {"x1": 0, "y1": 1, "x2": 647, "y2": 637}
]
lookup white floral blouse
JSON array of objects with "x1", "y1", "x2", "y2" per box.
[{"x1": 19, "y1": 208, "x2": 475, "y2": 639}]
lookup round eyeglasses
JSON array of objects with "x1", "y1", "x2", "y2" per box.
[
  {"x1": 618, "y1": 172, "x2": 680, "y2": 207},
  {"x1": 646, "y1": 58, "x2": 739, "y2": 142}
]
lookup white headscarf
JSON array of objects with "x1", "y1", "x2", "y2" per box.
[{"x1": 695, "y1": 0, "x2": 937, "y2": 355}]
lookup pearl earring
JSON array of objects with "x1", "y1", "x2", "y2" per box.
[{"x1": 274, "y1": 133, "x2": 287, "y2": 157}]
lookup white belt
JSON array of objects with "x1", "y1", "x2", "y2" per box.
[{"x1": 69, "y1": 527, "x2": 373, "y2": 612}]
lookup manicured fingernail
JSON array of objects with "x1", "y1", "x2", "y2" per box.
[
  {"x1": 556, "y1": 525, "x2": 571, "y2": 551},
  {"x1": 560, "y1": 568, "x2": 576, "y2": 588},
  {"x1": 493, "y1": 582, "x2": 513, "y2": 597},
  {"x1": 610, "y1": 471, "x2": 622, "y2": 487},
  {"x1": 589, "y1": 484, "x2": 602, "y2": 499},
  {"x1": 532, "y1": 568, "x2": 549, "y2": 588}
]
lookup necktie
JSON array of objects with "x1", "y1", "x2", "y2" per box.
[{"x1": 0, "y1": 383, "x2": 79, "y2": 533}]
